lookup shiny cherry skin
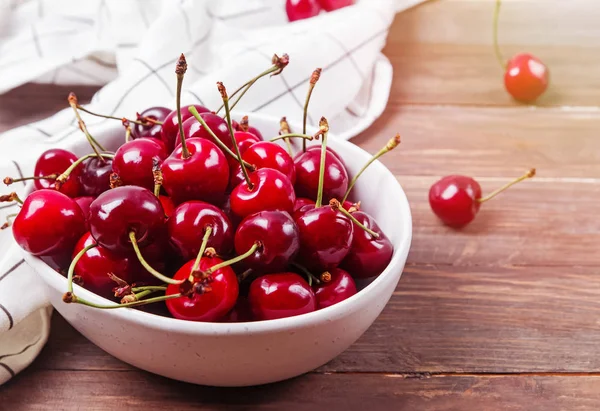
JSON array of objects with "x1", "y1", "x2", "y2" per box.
[
  {"x1": 72, "y1": 232, "x2": 135, "y2": 298},
  {"x1": 177, "y1": 112, "x2": 232, "y2": 151},
  {"x1": 234, "y1": 210, "x2": 300, "y2": 273},
  {"x1": 242, "y1": 141, "x2": 296, "y2": 184},
  {"x1": 221, "y1": 296, "x2": 254, "y2": 323},
  {"x1": 504, "y1": 53, "x2": 549, "y2": 102},
  {"x1": 132, "y1": 106, "x2": 170, "y2": 140},
  {"x1": 160, "y1": 105, "x2": 210, "y2": 152},
  {"x1": 429, "y1": 175, "x2": 482, "y2": 228},
  {"x1": 168, "y1": 200, "x2": 234, "y2": 260},
  {"x1": 78, "y1": 157, "x2": 112, "y2": 197},
  {"x1": 247, "y1": 126, "x2": 263, "y2": 140},
  {"x1": 317, "y1": 0, "x2": 355, "y2": 11},
  {"x1": 294, "y1": 150, "x2": 348, "y2": 203},
  {"x1": 230, "y1": 168, "x2": 295, "y2": 219},
  {"x1": 13, "y1": 189, "x2": 86, "y2": 256},
  {"x1": 249, "y1": 273, "x2": 316, "y2": 320},
  {"x1": 297, "y1": 145, "x2": 345, "y2": 167},
  {"x1": 340, "y1": 211, "x2": 393, "y2": 279},
  {"x1": 88, "y1": 186, "x2": 165, "y2": 254},
  {"x1": 74, "y1": 196, "x2": 94, "y2": 230},
  {"x1": 228, "y1": 131, "x2": 261, "y2": 169},
  {"x1": 286, "y1": 0, "x2": 321, "y2": 21},
  {"x1": 165, "y1": 257, "x2": 239, "y2": 322},
  {"x1": 293, "y1": 197, "x2": 315, "y2": 219},
  {"x1": 161, "y1": 138, "x2": 229, "y2": 205},
  {"x1": 295, "y1": 206, "x2": 353, "y2": 272},
  {"x1": 313, "y1": 268, "x2": 357, "y2": 309},
  {"x1": 159, "y1": 195, "x2": 175, "y2": 218},
  {"x1": 34, "y1": 148, "x2": 81, "y2": 197},
  {"x1": 112, "y1": 138, "x2": 168, "y2": 190}
]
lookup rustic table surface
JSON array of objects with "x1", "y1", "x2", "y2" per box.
[{"x1": 1, "y1": 0, "x2": 600, "y2": 409}]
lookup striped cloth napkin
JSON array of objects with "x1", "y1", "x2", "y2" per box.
[{"x1": 0, "y1": 0, "x2": 423, "y2": 384}]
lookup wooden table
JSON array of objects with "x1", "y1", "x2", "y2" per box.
[{"x1": 2, "y1": 0, "x2": 600, "y2": 409}]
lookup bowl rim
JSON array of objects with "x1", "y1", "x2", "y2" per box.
[{"x1": 24, "y1": 112, "x2": 413, "y2": 335}]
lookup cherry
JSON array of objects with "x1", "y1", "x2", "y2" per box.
[
  {"x1": 313, "y1": 268, "x2": 356, "y2": 309},
  {"x1": 112, "y1": 138, "x2": 168, "y2": 191},
  {"x1": 88, "y1": 186, "x2": 165, "y2": 254},
  {"x1": 294, "y1": 149, "x2": 348, "y2": 203},
  {"x1": 316, "y1": 0, "x2": 355, "y2": 11},
  {"x1": 249, "y1": 273, "x2": 316, "y2": 320},
  {"x1": 159, "y1": 195, "x2": 175, "y2": 218},
  {"x1": 74, "y1": 196, "x2": 94, "y2": 230},
  {"x1": 242, "y1": 141, "x2": 296, "y2": 184},
  {"x1": 221, "y1": 296, "x2": 254, "y2": 323},
  {"x1": 228, "y1": 131, "x2": 260, "y2": 169},
  {"x1": 234, "y1": 210, "x2": 299, "y2": 273},
  {"x1": 132, "y1": 106, "x2": 170, "y2": 140},
  {"x1": 165, "y1": 257, "x2": 239, "y2": 322},
  {"x1": 340, "y1": 211, "x2": 393, "y2": 279},
  {"x1": 34, "y1": 149, "x2": 81, "y2": 197},
  {"x1": 293, "y1": 197, "x2": 315, "y2": 215},
  {"x1": 504, "y1": 53, "x2": 549, "y2": 102},
  {"x1": 286, "y1": 0, "x2": 322, "y2": 22},
  {"x1": 298, "y1": 145, "x2": 345, "y2": 167},
  {"x1": 177, "y1": 113, "x2": 232, "y2": 151},
  {"x1": 429, "y1": 169, "x2": 535, "y2": 228},
  {"x1": 230, "y1": 168, "x2": 296, "y2": 219},
  {"x1": 168, "y1": 200, "x2": 234, "y2": 260},
  {"x1": 12, "y1": 189, "x2": 86, "y2": 256},
  {"x1": 72, "y1": 232, "x2": 135, "y2": 298},
  {"x1": 161, "y1": 104, "x2": 210, "y2": 152},
  {"x1": 78, "y1": 156, "x2": 113, "y2": 197}
]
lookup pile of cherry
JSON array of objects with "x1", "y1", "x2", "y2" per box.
[{"x1": 2, "y1": 53, "x2": 398, "y2": 323}]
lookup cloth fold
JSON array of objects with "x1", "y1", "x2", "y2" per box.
[{"x1": 0, "y1": 0, "x2": 423, "y2": 384}]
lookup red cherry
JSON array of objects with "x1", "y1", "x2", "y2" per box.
[
  {"x1": 504, "y1": 53, "x2": 549, "y2": 102},
  {"x1": 78, "y1": 157, "x2": 112, "y2": 197},
  {"x1": 168, "y1": 201, "x2": 234, "y2": 260},
  {"x1": 177, "y1": 113, "x2": 232, "y2": 152},
  {"x1": 159, "y1": 195, "x2": 175, "y2": 218},
  {"x1": 234, "y1": 210, "x2": 300, "y2": 273},
  {"x1": 286, "y1": 0, "x2": 322, "y2": 21},
  {"x1": 313, "y1": 268, "x2": 357, "y2": 309},
  {"x1": 293, "y1": 197, "x2": 315, "y2": 213},
  {"x1": 74, "y1": 196, "x2": 94, "y2": 230},
  {"x1": 247, "y1": 126, "x2": 263, "y2": 141},
  {"x1": 72, "y1": 232, "x2": 135, "y2": 298},
  {"x1": 88, "y1": 186, "x2": 165, "y2": 254},
  {"x1": 296, "y1": 146, "x2": 345, "y2": 167},
  {"x1": 294, "y1": 149, "x2": 348, "y2": 203},
  {"x1": 242, "y1": 141, "x2": 296, "y2": 184},
  {"x1": 221, "y1": 296, "x2": 254, "y2": 323},
  {"x1": 132, "y1": 106, "x2": 170, "y2": 140},
  {"x1": 228, "y1": 131, "x2": 260, "y2": 169},
  {"x1": 316, "y1": 0, "x2": 355, "y2": 11},
  {"x1": 230, "y1": 168, "x2": 296, "y2": 219},
  {"x1": 160, "y1": 105, "x2": 210, "y2": 152},
  {"x1": 340, "y1": 211, "x2": 393, "y2": 279},
  {"x1": 161, "y1": 138, "x2": 229, "y2": 205},
  {"x1": 249, "y1": 273, "x2": 316, "y2": 320},
  {"x1": 112, "y1": 138, "x2": 168, "y2": 190},
  {"x1": 12, "y1": 189, "x2": 86, "y2": 256},
  {"x1": 34, "y1": 149, "x2": 81, "y2": 197},
  {"x1": 165, "y1": 257, "x2": 239, "y2": 322}
]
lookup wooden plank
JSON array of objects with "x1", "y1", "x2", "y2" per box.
[{"x1": 3, "y1": 370, "x2": 600, "y2": 411}]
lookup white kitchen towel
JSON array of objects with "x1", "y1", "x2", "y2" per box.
[{"x1": 0, "y1": 0, "x2": 424, "y2": 384}]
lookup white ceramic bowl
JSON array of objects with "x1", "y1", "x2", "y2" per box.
[{"x1": 22, "y1": 113, "x2": 412, "y2": 387}]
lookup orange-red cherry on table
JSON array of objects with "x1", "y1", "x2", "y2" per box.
[{"x1": 504, "y1": 53, "x2": 549, "y2": 102}]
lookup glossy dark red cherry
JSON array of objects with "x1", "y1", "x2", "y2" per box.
[
  {"x1": 88, "y1": 186, "x2": 165, "y2": 254},
  {"x1": 161, "y1": 138, "x2": 229, "y2": 205},
  {"x1": 112, "y1": 138, "x2": 168, "y2": 190},
  {"x1": 230, "y1": 168, "x2": 296, "y2": 219},
  {"x1": 340, "y1": 211, "x2": 393, "y2": 279},
  {"x1": 286, "y1": 0, "x2": 321, "y2": 22},
  {"x1": 160, "y1": 104, "x2": 210, "y2": 152},
  {"x1": 504, "y1": 53, "x2": 549, "y2": 102},
  {"x1": 313, "y1": 268, "x2": 357, "y2": 309},
  {"x1": 78, "y1": 156, "x2": 113, "y2": 197},
  {"x1": 297, "y1": 145, "x2": 345, "y2": 167},
  {"x1": 295, "y1": 206, "x2": 353, "y2": 272},
  {"x1": 34, "y1": 148, "x2": 81, "y2": 198},
  {"x1": 317, "y1": 0, "x2": 355, "y2": 11},
  {"x1": 294, "y1": 149, "x2": 348, "y2": 203},
  {"x1": 12, "y1": 189, "x2": 86, "y2": 256},
  {"x1": 132, "y1": 106, "x2": 170, "y2": 139},
  {"x1": 177, "y1": 112, "x2": 232, "y2": 151},
  {"x1": 428, "y1": 175, "x2": 482, "y2": 228},
  {"x1": 165, "y1": 257, "x2": 239, "y2": 322},
  {"x1": 242, "y1": 141, "x2": 296, "y2": 184},
  {"x1": 234, "y1": 210, "x2": 300, "y2": 273},
  {"x1": 249, "y1": 273, "x2": 316, "y2": 320},
  {"x1": 168, "y1": 200, "x2": 233, "y2": 260}
]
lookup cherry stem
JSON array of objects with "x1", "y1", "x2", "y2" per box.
[
  {"x1": 477, "y1": 168, "x2": 536, "y2": 203},
  {"x1": 68, "y1": 92, "x2": 107, "y2": 161},
  {"x1": 270, "y1": 133, "x2": 314, "y2": 143},
  {"x1": 131, "y1": 286, "x2": 167, "y2": 293},
  {"x1": 279, "y1": 116, "x2": 294, "y2": 156},
  {"x1": 128, "y1": 231, "x2": 182, "y2": 285},
  {"x1": 67, "y1": 243, "x2": 97, "y2": 293},
  {"x1": 291, "y1": 262, "x2": 320, "y2": 286},
  {"x1": 342, "y1": 133, "x2": 401, "y2": 203},
  {"x1": 493, "y1": 0, "x2": 506, "y2": 70},
  {"x1": 63, "y1": 291, "x2": 181, "y2": 310},
  {"x1": 175, "y1": 53, "x2": 190, "y2": 159},
  {"x1": 203, "y1": 241, "x2": 261, "y2": 276},
  {"x1": 190, "y1": 226, "x2": 213, "y2": 280},
  {"x1": 314, "y1": 117, "x2": 330, "y2": 208},
  {"x1": 55, "y1": 153, "x2": 114, "y2": 189},
  {"x1": 330, "y1": 199, "x2": 380, "y2": 239},
  {"x1": 1, "y1": 213, "x2": 17, "y2": 230},
  {"x1": 152, "y1": 158, "x2": 162, "y2": 198},
  {"x1": 188, "y1": 107, "x2": 255, "y2": 170},
  {"x1": 0, "y1": 192, "x2": 23, "y2": 204},
  {"x1": 237, "y1": 269, "x2": 253, "y2": 283},
  {"x1": 76, "y1": 105, "x2": 163, "y2": 126},
  {"x1": 123, "y1": 119, "x2": 133, "y2": 143},
  {"x1": 218, "y1": 82, "x2": 253, "y2": 189},
  {"x1": 4, "y1": 174, "x2": 57, "y2": 185},
  {"x1": 303, "y1": 68, "x2": 322, "y2": 153}
]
